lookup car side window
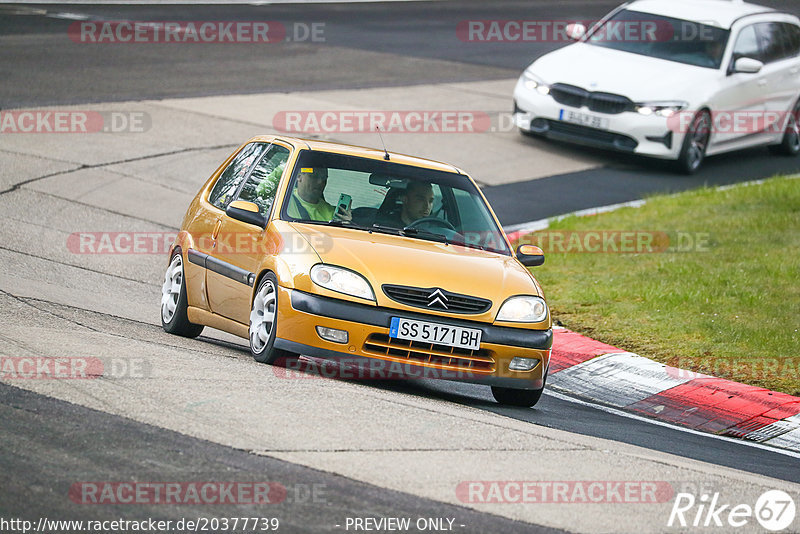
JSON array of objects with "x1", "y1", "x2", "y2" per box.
[
  {"x1": 208, "y1": 142, "x2": 267, "y2": 210},
  {"x1": 732, "y1": 25, "x2": 761, "y2": 63},
  {"x1": 236, "y1": 144, "x2": 291, "y2": 215},
  {"x1": 757, "y1": 22, "x2": 787, "y2": 64},
  {"x1": 781, "y1": 23, "x2": 800, "y2": 57}
]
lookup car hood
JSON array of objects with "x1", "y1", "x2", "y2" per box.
[
  {"x1": 290, "y1": 223, "x2": 540, "y2": 313},
  {"x1": 529, "y1": 43, "x2": 717, "y2": 102}
]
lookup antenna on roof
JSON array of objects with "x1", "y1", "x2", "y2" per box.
[{"x1": 376, "y1": 126, "x2": 390, "y2": 160}]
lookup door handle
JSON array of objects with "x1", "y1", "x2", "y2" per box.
[
  {"x1": 758, "y1": 79, "x2": 767, "y2": 86},
  {"x1": 212, "y1": 219, "x2": 222, "y2": 239}
]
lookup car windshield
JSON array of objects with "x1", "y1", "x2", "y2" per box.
[
  {"x1": 585, "y1": 9, "x2": 730, "y2": 69},
  {"x1": 280, "y1": 150, "x2": 511, "y2": 255}
]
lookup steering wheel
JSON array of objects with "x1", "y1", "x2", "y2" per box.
[{"x1": 406, "y1": 217, "x2": 456, "y2": 231}]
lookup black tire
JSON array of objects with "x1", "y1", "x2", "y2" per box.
[
  {"x1": 491, "y1": 373, "x2": 547, "y2": 407},
  {"x1": 249, "y1": 272, "x2": 297, "y2": 364},
  {"x1": 161, "y1": 252, "x2": 204, "y2": 338},
  {"x1": 675, "y1": 110, "x2": 711, "y2": 174},
  {"x1": 768, "y1": 99, "x2": 800, "y2": 156}
]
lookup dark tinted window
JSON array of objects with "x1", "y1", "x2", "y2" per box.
[
  {"x1": 782, "y1": 23, "x2": 800, "y2": 57},
  {"x1": 208, "y1": 143, "x2": 266, "y2": 210},
  {"x1": 585, "y1": 9, "x2": 730, "y2": 69},
  {"x1": 757, "y1": 22, "x2": 787, "y2": 63}
]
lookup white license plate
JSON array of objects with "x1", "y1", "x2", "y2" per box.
[
  {"x1": 389, "y1": 317, "x2": 481, "y2": 351},
  {"x1": 560, "y1": 109, "x2": 609, "y2": 130}
]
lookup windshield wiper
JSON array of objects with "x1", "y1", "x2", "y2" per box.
[
  {"x1": 451, "y1": 240, "x2": 488, "y2": 251},
  {"x1": 370, "y1": 223, "x2": 405, "y2": 236},
  {"x1": 401, "y1": 226, "x2": 448, "y2": 244},
  {"x1": 323, "y1": 219, "x2": 368, "y2": 230}
]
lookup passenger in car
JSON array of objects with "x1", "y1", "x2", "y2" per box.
[{"x1": 287, "y1": 167, "x2": 351, "y2": 222}]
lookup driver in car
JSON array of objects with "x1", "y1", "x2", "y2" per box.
[{"x1": 378, "y1": 181, "x2": 434, "y2": 227}]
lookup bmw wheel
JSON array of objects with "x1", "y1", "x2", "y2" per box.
[
  {"x1": 161, "y1": 252, "x2": 204, "y2": 338},
  {"x1": 676, "y1": 110, "x2": 711, "y2": 174},
  {"x1": 769, "y1": 99, "x2": 800, "y2": 156}
]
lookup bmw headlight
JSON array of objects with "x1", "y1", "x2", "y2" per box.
[
  {"x1": 310, "y1": 264, "x2": 375, "y2": 301},
  {"x1": 521, "y1": 70, "x2": 550, "y2": 95},
  {"x1": 635, "y1": 101, "x2": 688, "y2": 118},
  {"x1": 496, "y1": 296, "x2": 548, "y2": 323}
]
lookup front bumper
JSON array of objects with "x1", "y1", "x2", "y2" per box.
[
  {"x1": 275, "y1": 288, "x2": 552, "y2": 390},
  {"x1": 513, "y1": 78, "x2": 684, "y2": 160}
]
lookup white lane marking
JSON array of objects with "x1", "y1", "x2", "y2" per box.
[
  {"x1": 46, "y1": 12, "x2": 90, "y2": 20},
  {"x1": 545, "y1": 389, "x2": 800, "y2": 459},
  {"x1": 756, "y1": 415, "x2": 800, "y2": 450}
]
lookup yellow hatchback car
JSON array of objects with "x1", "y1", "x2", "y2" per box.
[{"x1": 161, "y1": 135, "x2": 552, "y2": 406}]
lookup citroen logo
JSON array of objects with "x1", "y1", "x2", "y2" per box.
[{"x1": 427, "y1": 288, "x2": 449, "y2": 309}]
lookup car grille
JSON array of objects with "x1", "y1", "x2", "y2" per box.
[
  {"x1": 543, "y1": 120, "x2": 638, "y2": 152},
  {"x1": 362, "y1": 333, "x2": 495, "y2": 372},
  {"x1": 549, "y1": 83, "x2": 634, "y2": 115},
  {"x1": 382, "y1": 285, "x2": 491, "y2": 314}
]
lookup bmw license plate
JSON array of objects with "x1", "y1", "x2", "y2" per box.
[
  {"x1": 389, "y1": 317, "x2": 481, "y2": 351},
  {"x1": 560, "y1": 109, "x2": 609, "y2": 130}
]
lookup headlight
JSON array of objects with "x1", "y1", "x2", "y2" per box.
[
  {"x1": 520, "y1": 70, "x2": 550, "y2": 95},
  {"x1": 310, "y1": 264, "x2": 375, "y2": 301},
  {"x1": 496, "y1": 296, "x2": 548, "y2": 323},
  {"x1": 635, "y1": 101, "x2": 688, "y2": 118}
]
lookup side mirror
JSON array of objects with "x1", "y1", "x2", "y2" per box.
[
  {"x1": 732, "y1": 57, "x2": 763, "y2": 74},
  {"x1": 226, "y1": 200, "x2": 266, "y2": 228},
  {"x1": 566, "y1": 23, "x2": 586, "y2": 41},
  {"x1": 516, "y1": 244, "x2": 545, "y2": 267}
]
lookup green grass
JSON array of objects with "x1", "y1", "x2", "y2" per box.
[{"x1": 522, "y1": 175, "x2": 800, "y2": 395}]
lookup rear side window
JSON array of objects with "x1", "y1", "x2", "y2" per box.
[
  {"x1": 236, "y1": 144, "x2": 291, "y2": 215},
  {"x1": 781, "y1": 23, "x2": 800, "y2": 57},
  {"x1": 757, "y1": 22, "x2": 788, "y2": 63},
  {"x1": 208, "y1": 143, "x2": 267, "y2": 210}
]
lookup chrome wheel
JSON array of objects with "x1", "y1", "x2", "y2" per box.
[
  {"x1": 161, "y1": 255, "x2": 183, "y2": 324},
  {"x1": 250, "y1": 279, "x2": 277, "y2": 354}
]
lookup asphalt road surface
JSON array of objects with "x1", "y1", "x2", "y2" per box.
[{"x1": 2, "y1": 2, "x2": 800, "y2": 532}]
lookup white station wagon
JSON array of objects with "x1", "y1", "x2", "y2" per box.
[{"x1": 513, "y1": 0, "x2": 800, "y2": 173}]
